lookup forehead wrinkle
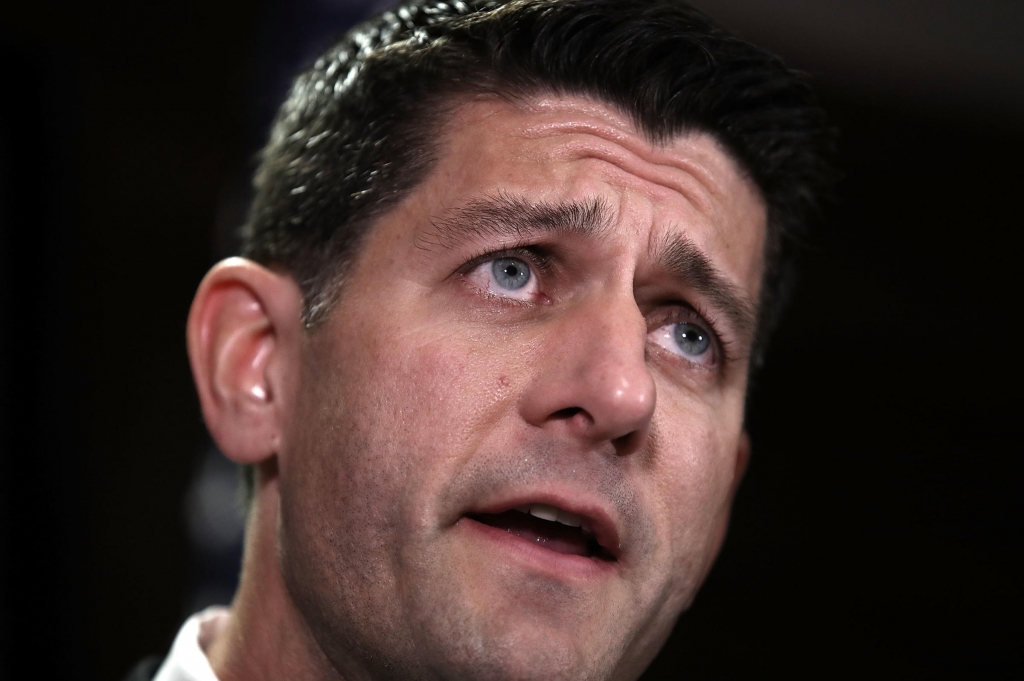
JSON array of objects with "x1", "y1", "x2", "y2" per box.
[
  {"x1": 651, "y1": 231, "x2": 757, "y2": 340},
  {"x1": 415, "y1": 191, "x2": 613, "y2": 254},
  {"x1": 518, "y1": 116, "x2": 724, "y2": 217}
]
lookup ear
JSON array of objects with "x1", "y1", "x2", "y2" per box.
[
  {"x1": 731, "y1": 430, "x2": 752, "y2": 497},
  {"x1": 186, "y1": 257, "x2": 303, "y2": 465}
]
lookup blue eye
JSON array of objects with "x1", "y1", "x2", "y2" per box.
[
  {"x1": 672, "y1": 322, "x2": 711, "y2": 358},
  {"x1": 465, "y1": 255, "x2": 540, "y2": 301},
  {"x1": 648, "y1": 317, "x2": 717, "y2": 367},
  {"x1": 491, "y1": 258, "x2": 531, "y2": 290}
]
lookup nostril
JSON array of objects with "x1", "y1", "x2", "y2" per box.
[
  {"x1": 611, "y1": 430, "x2": 642, "y2": 455},
  {"x1": 551, "y1": 407, "x2": 584, "y2": 420}
]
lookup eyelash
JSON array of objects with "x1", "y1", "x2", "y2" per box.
[
  {"x1": 458, "y1": 245, "x2": 555, "y2": 286},
  {"x1": 649, "y1": 302, "x2": 734, "y2": 368}
]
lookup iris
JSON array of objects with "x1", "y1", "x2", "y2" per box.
[
  {"x1": 673, "y1": 322, "x2": 710, "y2": 357},
  {"x1": 491, "y1": 257, "x2": 531, "y2": 290}
]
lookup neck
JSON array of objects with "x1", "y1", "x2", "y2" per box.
[{"x1": 206, "y1": 479, "x2": 344, "y2": 681}]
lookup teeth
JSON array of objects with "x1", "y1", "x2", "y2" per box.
[
  {"x1": 557, "y1": 510, "x2": 582, "y2": 527},
  {"x1": 514, "y1": 503, "x2": 587, "y2": 529},
  {"x1": 529, "y1": 504, "x2": 559, "y2": 522}
]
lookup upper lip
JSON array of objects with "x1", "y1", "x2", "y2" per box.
[{"x1": 465, "y1": 491, "x2": 623, "y2": 560}]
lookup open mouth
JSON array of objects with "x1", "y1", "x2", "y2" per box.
[{"x1": 467, "y1": 504, "x2": 616, "y2": 562}]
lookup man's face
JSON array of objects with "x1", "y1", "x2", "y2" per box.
[{"x1": 276, "y1": 94, "x2": 766, "y2": 681}]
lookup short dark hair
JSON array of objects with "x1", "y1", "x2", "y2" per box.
[{"x1": 241, "y1": 0, "x2": 834, "y2": 354}]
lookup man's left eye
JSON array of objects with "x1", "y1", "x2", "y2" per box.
[
  {"x1": 466, "y1": 256, "x2": 540, "y2": 301},
  {"x1": 649, "y1": 321, "x2": 715, "y2": 366}
]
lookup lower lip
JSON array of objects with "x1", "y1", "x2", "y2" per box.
[{"x1": 456, "y1": 516, "x2": 619, "y2": 581}]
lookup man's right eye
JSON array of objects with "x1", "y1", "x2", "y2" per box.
[{"x1": 465, "y1": 257, "x2": 540, "y2": 301}]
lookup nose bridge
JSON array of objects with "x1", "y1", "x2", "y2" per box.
[{"x1": 523, "y1": 285, "x2": 657, "y2": 444}]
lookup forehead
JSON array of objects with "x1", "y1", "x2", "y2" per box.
[{"x1": 407, "y1": 93, "x2": 768, "y2": 295}]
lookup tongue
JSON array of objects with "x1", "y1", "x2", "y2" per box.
[{"x1": 471, "y1": 510, "x2": 591, "y2": 557}]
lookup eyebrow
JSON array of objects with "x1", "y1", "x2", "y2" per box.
[
  {"x1": 421, "y1": 192, "x2": 612, "y2": 251},
  {"x1": 656, "y1": 234, "x2": 758, "y2": 340},
  {"x1": 421, "y1": 192, "x2": 757, "y2": 340}
]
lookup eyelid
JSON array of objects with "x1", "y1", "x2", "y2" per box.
[
  {"x1": 647, "y1": 303, "x2": 733, "y2": 367},
  {"x1": 457, "y1": 246, "x2": 554, "y2": 306},
  {"x1": 457, "y1": 244, "x2": 555, "y2": 280}
]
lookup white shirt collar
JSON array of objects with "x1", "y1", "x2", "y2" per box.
[{"x1": 153, "y1": 607, "x2": 230, "y2": 681}]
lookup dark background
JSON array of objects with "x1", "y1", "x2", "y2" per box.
[{"x1": 1, "y1": 1, "x2": 1020, "y2": 679}]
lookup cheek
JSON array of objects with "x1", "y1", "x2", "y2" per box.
[
  {"x1": 319, "y1": 319, "x2": 523, "y2": 492},
  {"x1": 648, "y1": 396, "x2": 743, "y2": 584},
  {"x1": 276, "y1": 327, "x2": 521, "y2": 593}
]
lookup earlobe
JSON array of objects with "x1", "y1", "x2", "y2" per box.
[{"x1": 186, "y1": 257, "x2": 303, "y2": 465}]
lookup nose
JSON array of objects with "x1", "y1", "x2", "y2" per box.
[{"x1": 519, "y1": 292, "x2": 656, "y2": 452}]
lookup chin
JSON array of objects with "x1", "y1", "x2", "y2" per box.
[
  {"x1": 395, "y1": 578, "x2": 645, "y2": 681},
  {"x1": 418, "y1": 628, "x2": 624, "y2": 681}
]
